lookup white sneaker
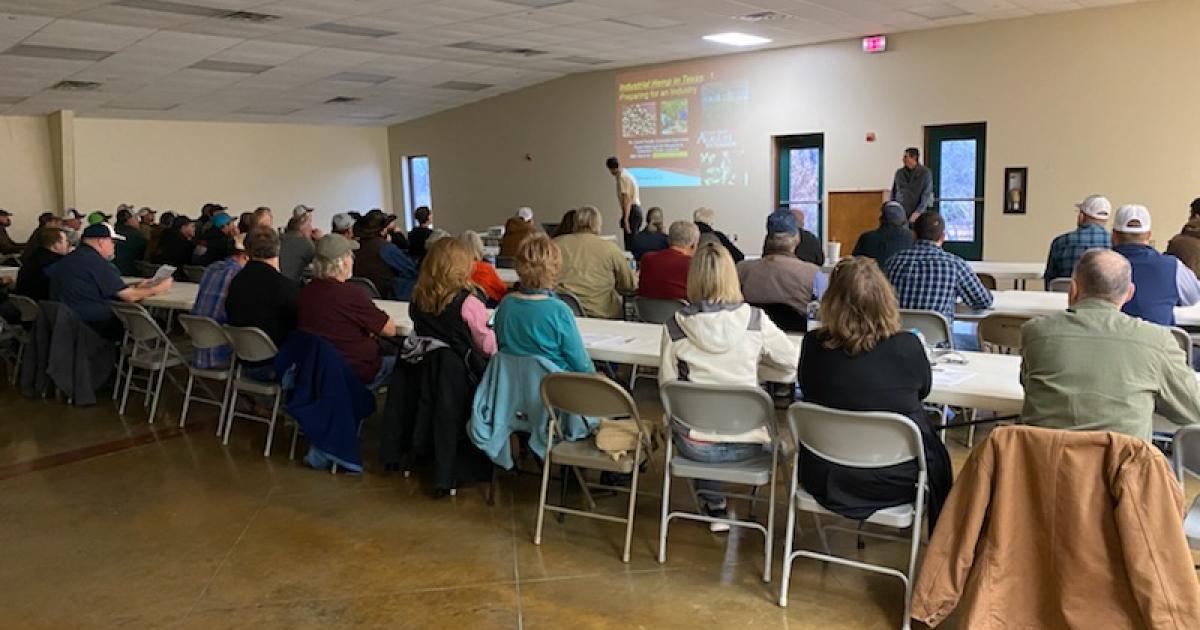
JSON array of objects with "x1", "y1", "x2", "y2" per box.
[{"x1": 704, "y1": 500, "x2": 731, "y2": 533}]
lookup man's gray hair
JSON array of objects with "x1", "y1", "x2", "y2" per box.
[
  {"x1": 311, "y1": 252, "x2": 351, "y2": 280},
  {"x1": 574, "y1": 205, "x2": 602, "y2": 234},
  {"x1": 1073, "y1": 248, "x2": 1131, "y2": 303},
  {"x1": 692, "y1": 207, "x2": 715, "y2": 225},
  {"x1": 764, "y1": 231, "x2": 799, "y2": 255},
  {"x1": 667, "y1": 220, "x2": 700, "y2": 247}
]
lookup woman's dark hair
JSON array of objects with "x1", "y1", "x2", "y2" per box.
[
  {"x1": 1190, "y1": 197, "x2": 1200, "y2": 216},
  {"x1": 414, "y1": 206, "x2": 431, "y2": 225},
  {"x1": 605, "y1": 156, "x2": 619, "y2": 169},
  {"x1": 913, "y1": 212, "x2": 945, "y2": 242},
  {"x1": 552, "y1": 209, "x2": 577, "y2": 237}
]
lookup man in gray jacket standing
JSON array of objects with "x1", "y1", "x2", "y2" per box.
[{"x1": 891, "y1": 147, "x2": 933, "y2": 222}]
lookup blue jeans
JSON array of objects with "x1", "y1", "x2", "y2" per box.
[
  {"x1": 366, "y1": 355, "x2": 397, "y2": 391},
  {"x1": 670, "y1": 420, "x2": 767, "y2": 497}
]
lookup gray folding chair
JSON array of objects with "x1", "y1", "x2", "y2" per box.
[
  {"x1": 1172, "y1": 425, "x2": 1200, "y2": 550},
  {"x1": 628, "y1": 297, "x2": 686, "y2": 389},
  {"x1": 223, "y1": 326, "x2": 285, "y2": 457},
  {"x1": 1169, "y1": 326, "x2": 1193, "y2": 366},
  {"x1": 182, "y1": 265, "x2": 206, "y2": 283},
  {"x1": 177, "y1": 314, "x2": 236, "y2": 435},
  {"x1": 534, "y1": 372, "x2": 651, "y2": 563},
  {"x1": 975, "y1": 273, "x2": 997, "y2": 291},
  {"x1": 110, "y1": 302, "x2": 186, "y2": 423},
  {"x1": 658, "y1": 381, "x2": 779, "y2": 582},
  {"x1": 780, "y1": 402, "x2": 927, "y2": 630},
  {"x1": 556, "y1": 289, "x2": 585, "y2": 317},
  {"x1": 976, "y1": 313, "x2": 1029, "y2": 355},
  {"x1": 1047, "y1": 277, "x2": 1071, "y2": 293},
  {"x1": 346, "y1": 276, "x2": 381, "y2": 299},
  {"x1": 3, "y1": 294, "x2": 37, "y2": 385},
  {"x1": 899, "y1": 309, "x2": 952, "y2": 349}
]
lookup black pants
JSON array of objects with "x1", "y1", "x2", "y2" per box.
[
  {"x1": 620, "y1": 204, "x2": 643, "y2": 251},
  {"x1": 88, "y1": 317, "x2": 126, "y2": 343}
]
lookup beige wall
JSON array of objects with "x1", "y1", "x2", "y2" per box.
[
  {"x1": 0, "y1": 116, "x2": 58, "y2": 239},
  {"x1": 388, "y1": 0, "x2": 1200, "y2": 260}
]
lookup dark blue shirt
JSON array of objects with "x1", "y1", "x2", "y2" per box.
[{"x1": 49, "y1": 244, "x2": 128, "y2": 323}]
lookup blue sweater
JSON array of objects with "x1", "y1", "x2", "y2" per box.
[{"x1": 493, "y1": 295, "x2": 594, "y2": 373}]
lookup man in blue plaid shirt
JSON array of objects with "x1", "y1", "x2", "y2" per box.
[
  {"x1": 1043, "y1": 195, "x2": 1112, "y2": 282},
  {"x1": 189, "y1": 233, "x2": 248, "y2": 369},
  {"x1": 884, "y1": 212, "x2": 993, "y2": 342}
]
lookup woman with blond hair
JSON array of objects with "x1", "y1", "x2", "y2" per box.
[
  {"x1": 493, "y1": 233, "x2": 592, "y2": 373},
  {"x1": 799, "y1": 256, "x2": 951, "y2": 526},
  {"x1": 459, "y1": 230, "x2": 508, "y2": 305},
  {"x1": 410, "y1": 238, "x2": 496, "y2": 377},
  {"x1": 658, "y1": 242, "x2": 800, "y2": 531}
]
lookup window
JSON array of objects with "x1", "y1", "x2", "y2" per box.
[
  {"x1": 925, "y1": 123, "x2": 987, "y2": 260},
  {"x1": 402, "y1": 155, "x2": 431, "y2": 231},
  {"x1": 775, "y1": 134, "x2": 824, "y2": 237}
]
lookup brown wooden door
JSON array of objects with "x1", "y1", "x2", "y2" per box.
[{"x1": 828, "y1": 190, "x2": 888, "y2": 258}]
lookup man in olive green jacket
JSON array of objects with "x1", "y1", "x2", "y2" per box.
[{"x1": 1020, "y1": 248, "x2": 1200, "y2": 441}]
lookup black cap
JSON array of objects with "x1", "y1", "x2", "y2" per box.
[{"x1": 0, "y1": 209, "x2": 12, "y2": 217}]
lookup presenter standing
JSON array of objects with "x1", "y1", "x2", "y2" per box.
[
  {"x1": 606, "y1": 156, "x2": 642, "y2": 250},
  {"x1": 890, "y1": 147, "x2": 933, "y2": 223}
]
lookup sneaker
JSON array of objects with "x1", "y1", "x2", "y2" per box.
[{"x1": 703, "y1": 498, "x2": 730, "y2": 533}]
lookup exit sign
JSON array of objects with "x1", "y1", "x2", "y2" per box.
[{"x1": 862, "y1": 35, "x2": 887, "y2": 53}]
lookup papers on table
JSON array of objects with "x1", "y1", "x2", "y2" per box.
[
  {"x1": 581, "y1": 332, "x2": 637, "y2": 348},
  {"x1": 148, "y1": 264, "x2": 176, "y2": 286},
  {"x1": 932, "y1": 368, "x2": 976, "y2": 387}
]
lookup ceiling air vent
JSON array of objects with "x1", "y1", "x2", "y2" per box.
[
  {"x1": 221, "y1": 11, "x2": 282, "y2": 24},
  {"x1": 325, "y1": 96, "x2": 362, "y2": 104},
  {"x1": 433, "y1": 81, "x2": 493, "y2": 92},
  {"x1": 736, "y1": 11, "x2": 791, "y2": 23},
  {"x1": 52, "y1": 80, "x2": 103, "y2": 91}
]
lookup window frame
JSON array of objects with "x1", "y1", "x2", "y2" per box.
[
  {"x1": 402, "y1": 154, "x2": 431, "y2": 232},
  {"x1": 774, "y1": 133, "x2": 825, "y2": 240},
  {"x1": 924, "y1": 122, "x2": 987, "y2": 260}
]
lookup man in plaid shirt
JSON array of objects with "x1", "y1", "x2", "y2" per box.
[
  {"x1": 189, "y1": 233, "x2": 248, "y2": 369},
  {"x1": 1044, "y1": 195, "x2": 1112, "y2": 282},
  {"x1": 884, "y1": 212, "x2": 993, "y2": 333}
]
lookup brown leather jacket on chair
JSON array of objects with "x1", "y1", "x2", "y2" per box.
[
  {"x1": 499, "y1": 217, "x2": 535, "y2": 258},
  {"x1": 1166, "y1": 217, "x2": 1200, "y2": 279},
  {"x1": 912, "y1": 425, "x2": 1200, "y2": 629}
]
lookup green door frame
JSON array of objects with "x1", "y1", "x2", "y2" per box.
[
  {"x1": 775, "y1": 134, "x2": 825, "y2": 239},
  {"x1": 925, "y1": 123, "x2": 987, "y2": 260}
]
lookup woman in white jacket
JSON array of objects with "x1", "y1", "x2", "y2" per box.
[{"x1": 659, "y1": 242, "x2": 801, "y2": 530}]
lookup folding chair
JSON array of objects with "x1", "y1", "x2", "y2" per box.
[
  {"x1": 534, "y1": 372, "x2": 651, "y2": 563},
  {"x1": 658, "y1": 381, "x2": 779, "y2": 582},
  {"x1": 177, "y1": 314, "x2": 236, "y2": 435},
  {"x1": 976, "y1": 313, "x2": 1028, "y2": 354},
  {"x1": 110, "y1": 302, "x2": 186, "y2": 423},
  {"x1": 751, "y1": 302, "x2": 808, "y2": 334},
  {"x1": 346, "y1": 276, "x2": 381, "y2": 299},
  {"x1": 223, "y1": 326, "x2": 285, "y2": 456},
  {"x1": 1047, "y1": 277, "x2": 1071, "y2": 293},
  {"x1": 780, "y1": 401, "x2": 927, "y2": 630},
  {"x1": 976, "y1": 273, "x2": 997, "y2": 291},
  {"x1": 182, "y1": 265, "x2": 207, "y2": 283},
  {"x1": 628, "y1": 297, "x2": 686, "y2": 389},
  {"x1": 555, "y1": 290, "x2": 585, "y2": 317},
  {"x1": 3, "y1": 294, "x2": 37, "y2": 385},
  {"x1": 899, "y1": 309, "x2": 952, "y2": 349},
  {"x1": 1172, "y1": 425, "x2": 1200, "y2": 550},
  {"x1": 1169, "y1": 326, "x2": 1193, "y2": 366}
]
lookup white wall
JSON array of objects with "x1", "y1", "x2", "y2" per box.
[
  {"x1": 0, "y1": 116, "x2": 58, "y2": 239},
  {"x1": 388, "y1": 0, "x2": 1200, "y2": 260}
]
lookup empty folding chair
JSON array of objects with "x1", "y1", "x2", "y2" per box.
[
  {"x1": 556, "y1": 290, "x2": 585, "y2": 317},
  {"x1": 346, "y1": 276, "x2": 381, "y2": 299},
  {"x1": 534, "y1": 372, "x2": 652, "y2": 563},
  {"x1": 3, "y1": 294, "x2": 37, "y2": 385},
  {"x1": 223, "y1": 326, "x2": 285, "y2": 457},
  {"x1": 976, "y1": 273, "x2": 998, "y2": 291},
  {"x1": 658, "y1": 381, "x2": 779, "y2": 582},
  {"x1": 1047, "y1": 277, "x2": 1072, "y2": 293},
  {"x1": 899, "y1": 309, "x2": 952, "y2": 349},
  {"x1": 976, "y1": 313, "x2": 1028, "y2": 354},
  {"x1": 177, "y1": 314, "x2": 236, "y2": 435},
  {"x1": 750, "y1": 302, "x2": 808, "y2": 334},
  {"x1": 628, "y1": 297, "x2": 686, "y2": 389},
  {"x1": 110, "y1": 302, "x2": 186, "y2": 423},
  {"x1": 780, "y1": 401, "x2": 927, "y2": 630}
]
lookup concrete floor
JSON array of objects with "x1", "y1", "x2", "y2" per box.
[{"x1": 0, "y1": 374, "x2": 1193, "y2": 629}]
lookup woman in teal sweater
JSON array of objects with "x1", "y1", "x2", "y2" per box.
[{"x1": 493, "y1": 233, "x2": 594, "y2": 373}]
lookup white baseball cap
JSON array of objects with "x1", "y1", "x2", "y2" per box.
[
  {"x1": 1075, "y1": 194, "x2": 1111, "y2": 220},
  {"x1": 292, "y1": 204, "x2": 313, "y2": 218},
  {"x1": 1113, "y1": 204, "x2": 1152, "y2": 234},
  {"x1": 517, "y1": 206, "x2": 533, "y2": 221}
]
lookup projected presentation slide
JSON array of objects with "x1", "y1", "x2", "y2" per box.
[{"x1": 615, "y1": 61, "x2": 750, "y2": 188}]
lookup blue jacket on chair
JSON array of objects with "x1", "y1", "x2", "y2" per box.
[
  {"x1": 469, "y1": 351, "x2": 597, "y2": 469},
  {"x1": 275, "y1": 331, "x2": 375, "y2": 468}
]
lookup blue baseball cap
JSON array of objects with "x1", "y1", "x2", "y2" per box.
[
  {"x1": 765, "y1": 209, "x2": 798, "y2": 236},
  {"x1": 211, "y1": 213, "x2": 233, "y2": 229}
]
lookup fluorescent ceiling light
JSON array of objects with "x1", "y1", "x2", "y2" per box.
[{"x1": 702, "y1": 32, "x2": 771, "y2": 47}]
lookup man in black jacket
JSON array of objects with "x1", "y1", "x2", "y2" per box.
[
  {"x1": 762, "y1": 208, "x2": 825, "y2": 266},
  {"x1": 693, "y1": 207, "x2": 744, "y2": 263},
  {"x1": 154, "y1": 216, "x2": 197, "y2": 269},
  {"x1": 852, "y1": 201, "x2": 915, "y2": 267},
  {"x1": 16, "y1": 227, "x2": 68, "y2": 301}
]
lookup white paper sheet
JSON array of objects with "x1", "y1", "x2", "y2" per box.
[
  {"x1": 581, "y1": 333, "x2": 636, "y2": 348},
  {"x1": 932, "y1": 368, "x2": 975, "y2": 387},
  {"x1": 148, "y1": 264, "x2": 176, "y2": 286}
]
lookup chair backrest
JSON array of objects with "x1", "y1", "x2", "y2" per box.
[
  {"x1": 1169, "y1": 326, "x2": 1193, "y2": 366},
  {"x1": 133, "y1": 261, "x2": 159, "y2": 278},
  {"x1": 223, "y1": 325, "x2": 279, "y2": 363},
  {"x1": 182, "y1": 265, "x2": 206, "y2": 283},
  {"x1": 346, "y1": 276, "x2": 381, "y2": 299},
  {"x1": 8, "y1": 294, "x2": 39, "y2": 323},
  {"x1": 787, "y1": 401, "x2": 926, "y2": 472},
  {"x1": 976, "y1": 273, "x2": 998, "y2": 290},
  {"x1": 495, "y1": 255, "x2": 516, "y2": 269},
  {"x1": 899, "y1": 309, "x2": 952, "y2": 349},
  {"x1": 635, "y1": 297, "x2": 686, "y2": 325},
  {"x1": 977, "y1": 314, "x2": 1030, "y2": 355},
  {"x1": 541, "y1": 372, "x2": 646, "y2": 435},
  {"x1": 109, "y1": 301, "x2": 169, "y2": 345},
  {"x1": 1173, "y1": 425, "x2": 1200, "y2": 485},
  {"x1": 750, "y1": 302, "x2": 808, "y2": 333},
  {"x1": 556, "y1": 290, "x2": 585, "y2": 317},
  {"x1": 1048, "y1": 277, "x2": 1072, "y2": 293},
  {"x1": 660, "y1": 381, "x2": 776, "y2": 441},
  {"x1": 178, "y1": 314, "x2": 231, "y2": 351}
]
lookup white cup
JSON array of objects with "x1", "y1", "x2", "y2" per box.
[{"x1": 825, "y1": 241, "x2": 841, "y2": 261}]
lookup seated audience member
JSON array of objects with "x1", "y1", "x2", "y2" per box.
[
  {"x1": 252, "y1": 206, "x2": 273, "y2": 229},
  {"x1": 16, "y1": 227, "x2": 69, "y2": 301},
  {"x1": 659, "y1": 242, "x2": 800, "y2": 530},
  {"x1": 354, "y1": 212, "x2": 417, "y2": 300},
  {"x1": 460, "y1": 230, "x2": 507, "y2": 305},
  {"x1": 638, "y1": 220, "x2": 698, "y2": 301},
  {"x1": 62, "y1": 209, "x2": 84, "y2": 247},
  {"x1": 236, "y1": 212, "x2": 256, "y2": 236},
  {"x1": 196, "y1": 212, "x2": 237, "y2": 265},
  {"x1": 1110, "y1": 204, "x2": 1200, "y2": 325},
  {"x1": 136, "y1": 207, "x2": 156, "y2": 238},
  {"x1": 884, "y1": 212, "x2": 992, "y2": 347},
  {"x1": 408, "y1": 206, "x2": 434, "y2": 262},
  {"x1": 738, "y1": 211, "x2": 823, "y2": 317},
  {"x1": 20, "y1": 212, "x2": 60, "y2": 262},
  {"x1": 0, "y1": 209, "x2": 23, "y2": 256},
  {"x1": 494, "y1": 233, "x2": 593, "y2": 372},
  {"x1": 291, "y1": 204, "x2": 315, "y2": 225},
  {"x1": 226, "y1": 228, "x2": 299, "y2": 379},
  {"x1": 799, "y1": 256, "x2": 952, "y2": 526},
  {"x1": 1020, "y1": 249, "x2": 1200, "y2": 441},
  {"x1": 385, "y1": 214, "x2": 410, "y2": 251},
  {"x1": 553, "y1": 205, "x2": 637, "y2": 319},
  {"x1": 551, "y1": 209, "x2": 577, "y2": 238},
  {"x1": 49, "y1": 223, "x2": 173, "y2": 341},
  {"x1": 499, "y1": 208, "x2": 536, "y2": 258},
  {"x1": 693, "y1": 207, "x2": 743, "y2": 262},
  {"x1": 1165, "y1": 197, "x2": 1200, "y2": 280},
  {"x1": 145, "y1": 211, "x2": 171, "y2": 264},
  {"x1": 852, "y1": 201, "x2": 914, "y2": 266},
  {"x1": 411, "y1": 238, "x2": 497, "y2": 377},
  {"x1": 1043, "y1": 194, "x2": 1112, "y2": 282},
  {"x1": 298, "y1": 235, "x2": 398, "y2": 388},
  {"x1": 762, "y1": 209, "x2": 824, "y2": 266},
  {"x1": 154, "y1": 215, "x2": 196, "y2": 268},
  {"x1": 189, "y1": 234, "x2": 248, "y2": 369},
  {"x1": 331, "y1": 213, "x2": 354, "y2": 239},
  {"x1": 629, "y1": 206, "x2": 669, "y2": 262},
  {"x1": 113, "y1": 208, "x2": 148, "y2": 275},
  {"x1": 0, "y1": 276, "x2": 17, "y2": 324},
  {"x1": 278, "y1": 213, "x2": 316, "y2": 283},
  {"x1": 86, "y1": 210, "x2": 111, "y2": 226}
]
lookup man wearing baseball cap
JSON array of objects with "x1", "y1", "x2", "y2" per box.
[
  {"x1": 49, "y1": 222, "x2": 173, "y2": 341},
  {"x1": 293, "y1": 204, "x2": 314, "y2": 219},
  {"x1": 196, "y1": 212, "x2": 238, "y2": 265},
  {"x1": 1111, "y1": 203, "x2": 1200, "y2": 326},
  {"x1": 737, "y1": 210, "x2": 824, "y2": 317},
  {"x1": 0, "y1": 209, "x2": 23, "y2": 256},
  {"x1": 330, "y1": 212, "x2": 354, "y2": 238},
  {"x1": 1044, "y1": 195, "x2": 1112, "y2": 282}
]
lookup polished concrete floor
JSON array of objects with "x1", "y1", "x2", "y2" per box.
[{"x1": 0, "y1": 375, "x2": 1194, "y2": 629}]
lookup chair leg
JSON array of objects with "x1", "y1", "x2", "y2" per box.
[
  {"x1": 11, "y1": 342, "x2": 23, "y2": 386},
  {"x1": 222, "y1": 389, "x2": 237, "y2": 445},
  {"x1": 533, "y1": 452, "x2": 554, "y2": 547},
  {"x1": 262, "y1": 391, "x2": 281, "y2": 457},
  {"x1": 621, "y1": 449, "x2": 642, "y2": 563},
  {"x1": 147, "y1": 363, "x2": 167, "y2": 424},
  {"x1": 118, "y1": 362, "x2": 135, "y2": 416},
  {"x1": 764, "y1": 452, "x2": 778, "y2": 583},
  {"x1": 112, "y1": 350, "x2": 125, "y2": 401},
  {"x1": 556, "y1": 464, "x2": 569, "y2": 523},
  {"x1": 937, "y1": 405, "x2": 949, "y2": 443},
  {"x1": 289, "y1": 423, "x2": 300, "y2": 460},
  {"x1": 778, "y1": 458, "x2": 801, "y2": 607},
  {"x1": 217, "y1": 375, "x2": 234, "y2": 437},
  {"x1": 657, "y1": 440, "x2": 673, "y2": 564},
  {"x1": 178, "y1": 373, "x2": 195, "y2": 428},
  {"x1": 813, "y1": 513, "x2": 831, "y2": 555}
]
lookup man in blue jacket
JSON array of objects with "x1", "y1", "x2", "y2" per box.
[{"x1": 1110, "y1": 204, "x2": 1200, "y2": 326}]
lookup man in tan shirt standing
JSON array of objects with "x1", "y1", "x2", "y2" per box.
[
  {"x1": 606, "y1": 156, "x2": 642, "y2": 251},
  {"x1": 553, "y1": 205, "x2": 637, "y2": 319}
]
